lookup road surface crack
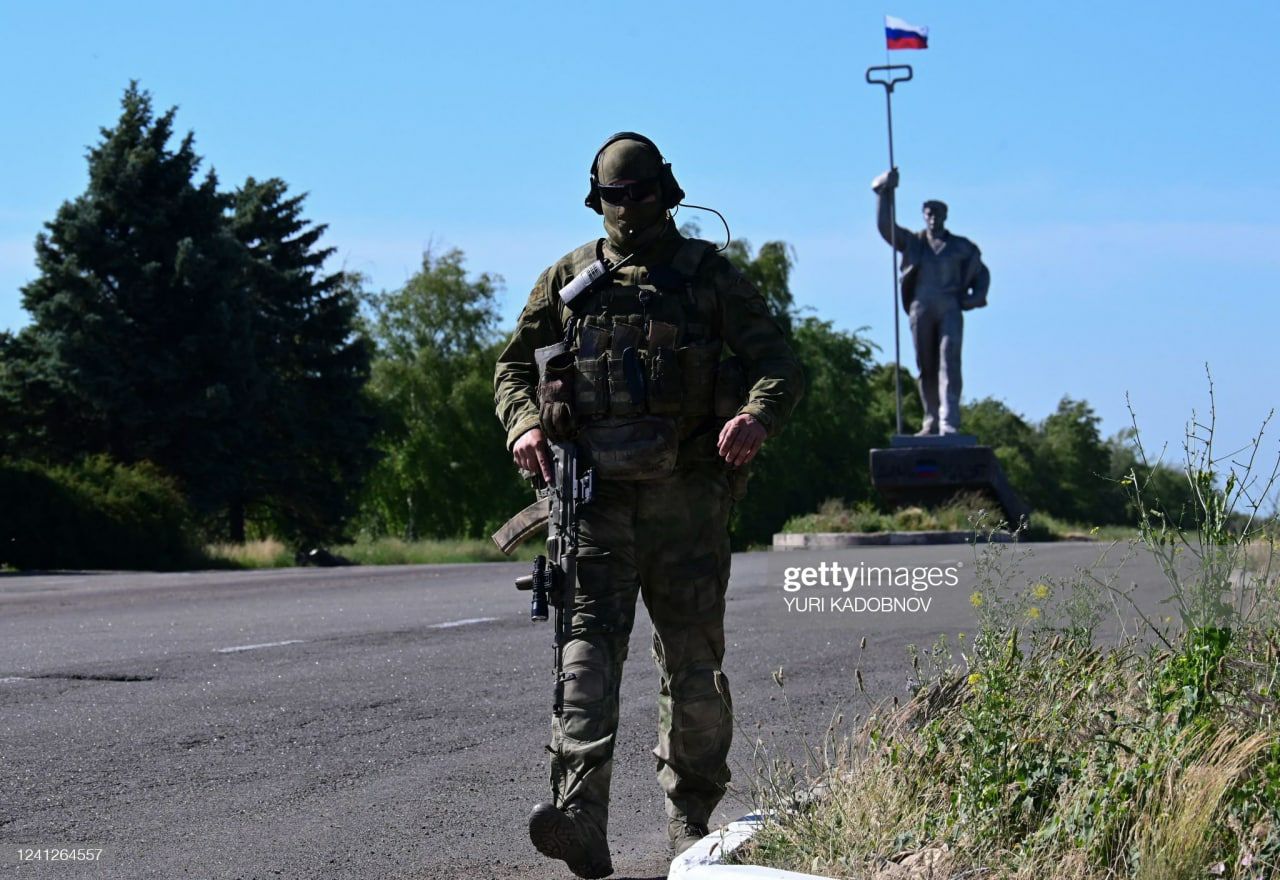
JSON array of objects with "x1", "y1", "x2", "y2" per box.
[{"x1": 33, "y1": 672, "x2": 154, "y2": 682}]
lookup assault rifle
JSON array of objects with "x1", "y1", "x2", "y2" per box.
[{"x1": 492, "y1": 441, "x2": 595, "y2": 717}]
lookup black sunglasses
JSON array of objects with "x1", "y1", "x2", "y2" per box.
[{"x1": 596, "y1": 177, "x2": 659, "y2": 206}]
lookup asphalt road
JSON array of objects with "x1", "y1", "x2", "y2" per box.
[{"x1": 0, "y1": 542, "x2": 1174, "y2": 880}]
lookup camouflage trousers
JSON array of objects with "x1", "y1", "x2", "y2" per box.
[{"x1": 548, "y1": 461, "x2": 734, "y2": 843}]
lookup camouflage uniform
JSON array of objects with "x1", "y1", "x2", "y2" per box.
[{"x1": 494, "y1": 224, "x2": 803, "y2": 850}]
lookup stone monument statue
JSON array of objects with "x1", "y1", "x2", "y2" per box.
[{"x1": 872, "y1": 167, "x2": 989, "y2": 435}]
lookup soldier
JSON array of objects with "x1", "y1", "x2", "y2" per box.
[
  {"x1": 494, "y1": 133, "x2": 803, "y2": 877},
  {"x1": 873, "y1": 167, "x2": 990, "y2": 435}
]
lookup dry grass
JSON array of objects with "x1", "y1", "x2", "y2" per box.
[
  {"x1": 204, "y1": 538, "x2": 293, "y2": 568},
  {"x1": 1243, "y1": 532, "x2": 1278, "y2": 583},
  {"x1": 204, "y1": 536, "x2": 543, "y2": 569},
  {"x1": 1135, "y1": 728, "x2": 1271, "y2": 880}
]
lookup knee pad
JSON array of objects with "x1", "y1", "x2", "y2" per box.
[
  {"x1": 561, "y1": 639, "x2": 615, "y2": 741},
  {"x1": 667, "y1": 664, "x2": 733, "y2": 762}
]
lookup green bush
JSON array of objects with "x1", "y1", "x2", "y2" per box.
[{"x1": 0, "y1": 456, "x2": 202, "y2": 570}]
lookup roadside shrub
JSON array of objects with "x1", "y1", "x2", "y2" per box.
[{"x1": 0, "y1": 455, "x2": 201, "y2": 570}]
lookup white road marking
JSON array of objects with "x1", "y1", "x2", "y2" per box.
[
  {"x1": 215, "y1": 639, "x2": 305, "y2": 654},
  {"x1": 430, "y1": 617, "x2": 497, "y2": 629},
  {"x1": 0, "y1": 676, "x2": 32, "y2": 683}
]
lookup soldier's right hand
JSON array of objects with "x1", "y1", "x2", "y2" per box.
[
  {"x1": 871, "y1": 167, "x2": 899, "y2": 193},
  {"x1": 513, "y1": 427, "x2": 554, "y2": 483}
]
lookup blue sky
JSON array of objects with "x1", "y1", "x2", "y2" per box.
[{"x1": 3, "y1": 1, "x2": 1278, "y2": 476}]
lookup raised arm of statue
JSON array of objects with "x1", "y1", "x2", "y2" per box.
[{"x1": 871, "y1": 168, "x2": 912, "y2": 251}]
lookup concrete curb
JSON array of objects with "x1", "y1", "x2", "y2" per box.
[
  {"x1": 666, "y1": 813, "x2": 831, "y2": 879},
  {"x1": 772, "y1": 530, "x2": 1015, "y2": 549}
]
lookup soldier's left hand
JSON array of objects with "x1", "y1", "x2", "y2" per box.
[{"x1": 718, "y1": 414, "x2": 766, "y2": 467}]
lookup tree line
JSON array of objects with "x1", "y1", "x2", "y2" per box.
[{"x1": 0, "y1": 85, "x2": 1186, "y2": 569}]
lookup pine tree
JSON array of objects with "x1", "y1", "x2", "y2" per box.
[
  {"x1": 226, "y1": 177, "x2": 376, "y2": 543},
  {"x1": 4, "y1": 83, "x2": 381, "y2": 545},
  {"x1": 0, "y1": 332, "x2": 17, "y2": 459},
  {"x1": 2, "y1": 82, "x2": 259, "y2": 519}
]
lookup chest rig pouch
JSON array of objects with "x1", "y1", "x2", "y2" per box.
[{"x1": 535, "y1": 238, "x2": 747, "y2": 480}]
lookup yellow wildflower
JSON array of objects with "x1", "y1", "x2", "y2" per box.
[
  {"x1": 967, "y1": 672, "x2": 982, "y2": 685},
  {"x1": 1032, "y1": 583, "x2": 1050, "y2": 600},
  {"x1": 1027, "y1": 606, "x2": 1042, "y2": 620},
  {"x1": 969, "y1": 591, "x2": 984, "y2": 608}
]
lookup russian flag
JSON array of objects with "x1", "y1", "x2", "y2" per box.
[
  {"x1": 914, "y1": 459, "x2": 940, "y2": 479},
  {"x1": 885, "y1": 15, "x2": 928, "y2": 50}
]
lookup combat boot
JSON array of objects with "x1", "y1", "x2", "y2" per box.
[
  {"x1": 668, "y1": 818, "x2": 710, "y2": 857},
  {"x1": 528, "y1": 802, "x2": 613, "y2": 879}
]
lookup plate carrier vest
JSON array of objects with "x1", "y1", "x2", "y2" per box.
[{"x1": 534, "y1": 237, "x2": 747, "y2": 480}]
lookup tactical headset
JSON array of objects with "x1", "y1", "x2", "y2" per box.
[{"x1": 584, "y1": 131, "x2": 685, "y2": 214}]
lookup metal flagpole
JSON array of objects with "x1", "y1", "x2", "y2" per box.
[{"x1": 865, "y1": 64, "x2": 912, "y2": 436}]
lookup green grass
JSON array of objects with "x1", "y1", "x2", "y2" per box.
[
  {"x1": 780, "y1": 496, "x2": 1138, "y2": 542},
  {"x1": 1029, "y1": 512, "x2": 1136, "y2": 542},
  {"x1": 204, "y1": 536, "x2": 543, "y2": 569},
  {"x1": 335, "y1": 536, "x2": 542, "y2": 565}
]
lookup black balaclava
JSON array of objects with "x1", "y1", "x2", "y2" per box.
[{"x1": 596, "y1": 138, "x2": 668, "y2": 253}]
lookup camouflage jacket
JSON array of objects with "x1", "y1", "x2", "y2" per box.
[{"x1": 493, "y1": 226, "x2": 804, "y2": 457}]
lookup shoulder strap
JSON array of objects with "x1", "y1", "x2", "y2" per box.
[
  {"x1": 671, "y1": 239, "x2": 725, "y2": 342},
  {"x1": 568, "y1": 239, "x2": 603, "y2": 275},
  {"x1": 671, "y1": 238, "x2": 715, "y2": 280},
  {"x1": 552, "y1": 239, "x2": 613, "y2": 320}
]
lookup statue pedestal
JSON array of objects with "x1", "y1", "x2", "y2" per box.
[
  {"x1": 869, "y1": 434, "x2": 1031, "y2": 528},
  {"x1": 888, "y1": 433, "x2": 979, "y2": 448}
]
